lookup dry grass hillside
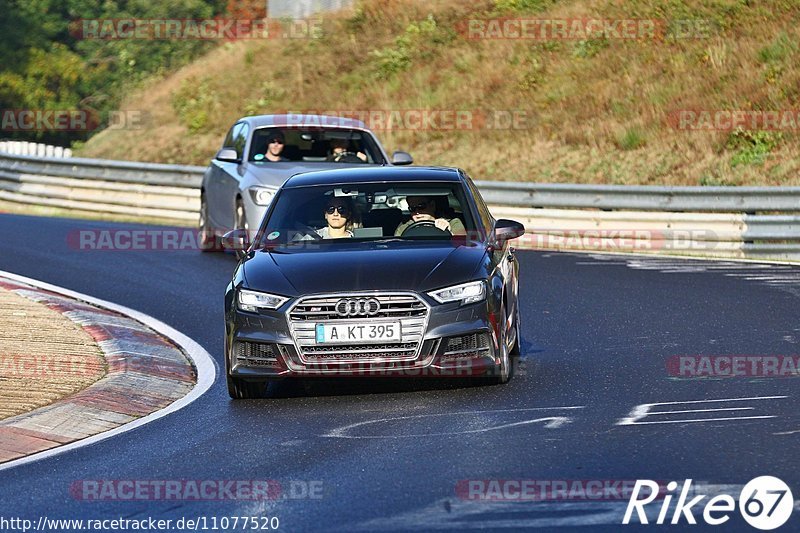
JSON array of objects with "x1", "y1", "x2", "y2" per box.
[{"x1": 79, "y1": 0, "x2": 800, "y2": 185}]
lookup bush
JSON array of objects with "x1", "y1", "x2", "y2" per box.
[
  {"x1": 616, "y1": 128, "x2": 646, "y2": 151},
  {"x1": 758, "y1": 32, "x2": 797, "y2": 64},
  {"x1": 242, "y1": 82, "x2": 287, "y2": 116},
  {"x1": 727, "y1": 129, "x2": 781, "y2": 167},
  {"x1": 370, "y1": 14, "x2": 449, "y2": 77},
  {"x1": 493, "y1": 0, "x2": 556, "y2": 13},
  {"x1": 573, "y1": 39, "x2": 609, "y2": 59},
  {"x1": 172, "y1": 77, "x2": 218, "y2": 134}
]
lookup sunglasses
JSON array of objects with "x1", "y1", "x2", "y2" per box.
[
  {"x1": 268, "y1": 139, "x2": 284, "y2": 144},
  {"x1": 325, "y1": 205, "x2": 350, "y2": 216},
  {"x1": 409, "y1": 200, "x2": 432, "y2": 212}
]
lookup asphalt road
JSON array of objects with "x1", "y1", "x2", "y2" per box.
[{"x1": 0, "y1": 213, "x2": 798, "y2": 532}]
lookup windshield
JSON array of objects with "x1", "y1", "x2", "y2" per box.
[
  {"x1": 248, "y1": 127, "x2": 383, "y2": 164},
  {"x1": 256, "y1": 182, "x2": 482, "y2": 249}
]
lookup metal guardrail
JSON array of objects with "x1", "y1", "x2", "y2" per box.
[
  {"x1": 0, "y1": 150, "x2": 798, "y2": 260},
  {"x1": 0, "y1": 152, "x2": 203, "y2": 221},
  {"x1": 477, "y1": 184, "x2": 800, "y2": 259},
  {"x1": 268, "y1": 0, "x2": 355, "y2": 18},
  {"x1": 475, "y1": 181, "x2": 800, "y2": 213}
]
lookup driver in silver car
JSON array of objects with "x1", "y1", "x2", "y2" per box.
[
  {"x1": 263, "y1": 130, "x2": 288, "y2": 162},
  {"x1": 395, "y1": 195, "x2": 465, "y2": 236},
  {"x1": 326, "y1": 138, "x2": 367, "y2": 163}
]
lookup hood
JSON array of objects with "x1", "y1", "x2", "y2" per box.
[
  {"x1": 246, "y1": 162, "x2": 375, "y2": 188},
  {"x1": 242, "y1": 242, "x2": 487, "y2": 296}
]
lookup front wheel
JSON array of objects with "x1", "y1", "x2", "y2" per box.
[
  {"x1": 483, "y1": 309, "x2": 514, "y2": 385},
  {"x1": 199, "y1": 194, "x2": 219, "y2": 252},
  {"x1": 510, "y1": 303, "x2": 521, "y2": 357},
  {"x1": 234, "y1": 198, "x2": 249, "y2": 260},
  {"x1": 482, "y1": 342, "x2": 512, "y2": 386}
]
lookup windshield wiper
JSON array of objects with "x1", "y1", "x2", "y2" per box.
[
  {"x1": 370, "y1": 237, "x2": 407, "y2": 244},
  {"x1": 260, "y1": 243, "x2": 292, "y2": 253}
]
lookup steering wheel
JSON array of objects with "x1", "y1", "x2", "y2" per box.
[
  {"x1": 334, "y1": 152, "x2": 365, "y2": 164},
  {"x1": 290, "y1": 224, "x2": 323, "y2": 241},
  {"x1": 400, "y1": 220, "x2": 451, "y2": 237}
]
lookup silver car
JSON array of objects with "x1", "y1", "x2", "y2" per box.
[{"x1": 199, "y1": 114, "x2": 413, "y2": 250}]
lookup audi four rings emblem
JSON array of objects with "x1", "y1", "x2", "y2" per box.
[{"x1": 335, "y1": 298, "x2": 381, "y2": 317}]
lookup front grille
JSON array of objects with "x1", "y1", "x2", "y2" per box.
[
  {"x1": 288, "y1": 293, "x2": 429, "y2": 364},
  {"x1": 289, "y1": 295, "x2": 426, "y2": 321},
  {"x1": 441, "y1": 332, "x2": 492, "y2": 360},
  {"x1": 301, "y1": 342, "x2": 418, "y2": 361},
  {"x1": 235, "y1": 341, "x2": 281, "y2": 368}
]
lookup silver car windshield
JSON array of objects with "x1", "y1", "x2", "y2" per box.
[
  {"x1": 248, "y1": 127, "x2": 383, "y2": 164},
  {"x1": 258, "y1": 183, "x2": 482, "y2": 247}
]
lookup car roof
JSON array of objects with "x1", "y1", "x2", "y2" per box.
[
  {"x1": 282, "y1": 166, "x2": 465, "y2": 188},
  {"x1": 238, "y1": 114, "x2": 369, "y2": 131}
]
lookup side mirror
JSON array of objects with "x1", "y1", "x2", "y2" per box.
[
  {"x1": 491, "y1": 219, "x2": 525, "y2": 249},
  {"x1": 222, "y1": 229, "x2": 251, "y2": 259},
  {"x1": 215, "y1": 148, "x2": 241, "y2": 163},
  {"x1": 391, "y1": 151, "x2": 413, "y2": 165}
]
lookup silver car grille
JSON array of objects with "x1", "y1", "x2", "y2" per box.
[{"x1": 287, "y1": 293, "x2": 428, "y2": 364}]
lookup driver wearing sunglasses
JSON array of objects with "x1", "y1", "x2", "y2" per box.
[
  {"x1": 394, "y1": 195, "x2": 465, "y2": 236},
  {"x1": 263, "y1": 130, "x2": 288, "y2": 162},
  {"x1": 317, "y1": 198, "x2": 355, "y2": 239}
]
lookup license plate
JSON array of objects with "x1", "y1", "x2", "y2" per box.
[{"x1": 315, "y1": 322, "x2": 401, "y2": 344}]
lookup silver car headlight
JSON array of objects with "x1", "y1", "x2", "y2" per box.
[
  {"x1": 248, "y1": 186, "x2": 276, "y2": 206},
  {"x1": 428, "y1": 281, "x2": 486, "y2": 305},
  {"x1": 237, "y1": 289, "x2": 288, "y2": 312}
]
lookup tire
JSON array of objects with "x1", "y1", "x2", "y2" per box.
[
  {"x1": 199, "y1": 193, "x2": 219, "y2": 252},
  {"x1": 510, "y1": 303, "x2": 521, "y2": 357},
  {"x1": 483, "y1": 305, "x2": 514, "y2": 386},
  {"x1": 227, "y1": 375, "x2": 266, "y2": 399},
  {"x1": 507, "y1": 303, "x2": 521, "y2": 381},
  {"x1": 234, "y1": 198, "x2": 249, "y2": 260}
]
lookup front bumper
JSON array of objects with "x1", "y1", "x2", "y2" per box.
[{"x1": 226, "y1": 291, "x2": 499, "y2": 379}]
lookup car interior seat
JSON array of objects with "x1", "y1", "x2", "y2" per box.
[{"x1": 362, "y1": 208, "x2": 404, "y2": 236}]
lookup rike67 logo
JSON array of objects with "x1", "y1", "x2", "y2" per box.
[{"x1": 623, "y1": 477, "x2": 794, "y2": 530}]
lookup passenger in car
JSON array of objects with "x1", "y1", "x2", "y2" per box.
[
  {"x1": 264, "y1": 131, "x2": 289, "y2": 162},
  {"x1": 395, "y1": 195, "x2": 466, "y2": 236},
  {"x1": 317, "y1": 197, "x2": 357, "y2": 238}
]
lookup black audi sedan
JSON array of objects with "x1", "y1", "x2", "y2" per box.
[{"x1": 223, "y1": 166, "x2": 524, "y2": 398}]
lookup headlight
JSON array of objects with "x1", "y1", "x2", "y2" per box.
[
  {"x1": 428, "y1": 281, "x2": 485, "y2": 305},
  {"x1": 248, "y1": 187, "x2": 276, "y2": 206},
  {"x1": 237, "y1": 289, "x2": 288, "y2": 312}
]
